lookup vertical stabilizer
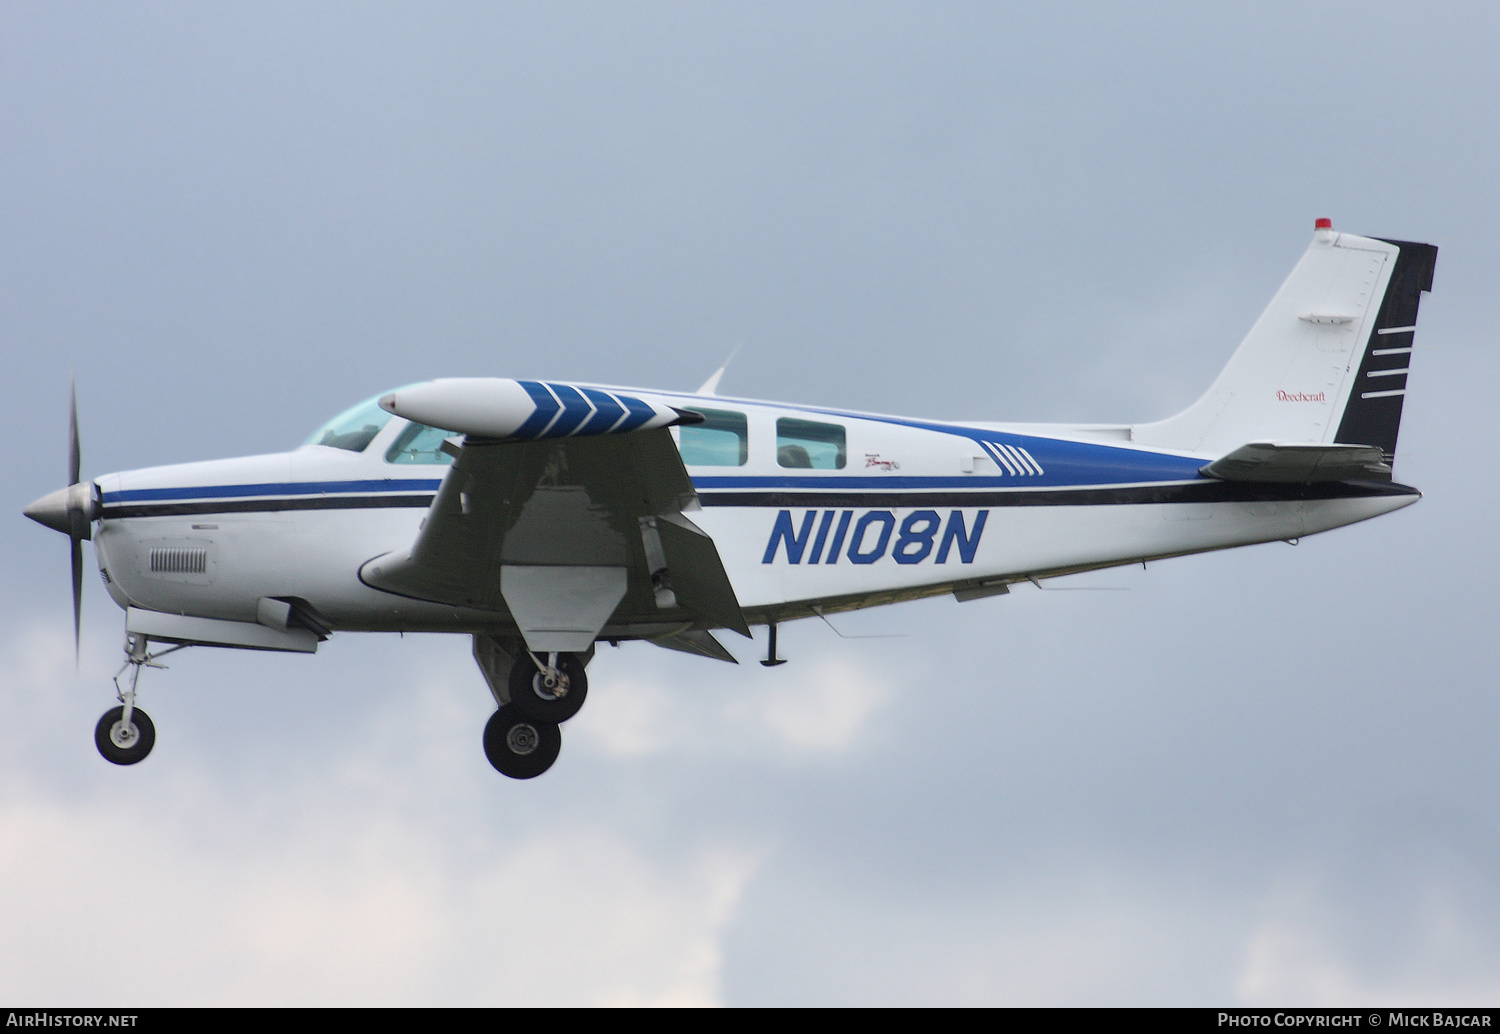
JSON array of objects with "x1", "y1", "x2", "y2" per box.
[{"x1": 1133, "y1": 222, "x2": 1436, "y2": 464}]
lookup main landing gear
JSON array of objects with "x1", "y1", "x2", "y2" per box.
[
  {"x1": 472, "y1": 637, "x2": 591, "y2": 780},
  {"x1": 508, "y1": 651, "x2": 588, "y2": 724},
  {"x1": 95, "y1": 632, "x2": 183, "y2": 766},
  {"x1": 483, "y1": 705, "x2": 562, "y2": 779}
]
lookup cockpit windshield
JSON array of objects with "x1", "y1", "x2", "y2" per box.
[
  {"x1": 385, "y1": 421, "x2": 457, "y2": 465},
  {"x1": 303, "y1": 393, "x2": 394, "y2": 452}
]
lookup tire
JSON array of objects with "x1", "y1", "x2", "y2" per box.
[
  {"x1": 483, "y1": 705, "x2": 561, "y2": 779},
  {"x1": 95, "y1": 705, "x2": 156, "y2": 766},
  {"x1": 507, "y1": 652, "x2": 588, "y2": 723}
]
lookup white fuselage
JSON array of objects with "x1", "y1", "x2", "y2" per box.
[{"x1": 90, "y1": 387, "x2": 1419, "y2": 637}]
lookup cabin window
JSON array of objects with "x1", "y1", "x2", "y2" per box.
[
  {"x1": 678, "y1": 408, "x2": 748, "y2": 466},
  {"x1": 304, "y1": 394, "x2": 394, "y2": 453},
  {"x1": 385, "y1": 421, "x2": 458, "y2": 465},
  {"x1": 776, "y1": 417, "x2": 846, "y2": 469}
]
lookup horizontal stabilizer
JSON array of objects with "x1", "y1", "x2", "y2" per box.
[{"x1": 1200, "y1": 442, "x2": 1391, "y2": 483}]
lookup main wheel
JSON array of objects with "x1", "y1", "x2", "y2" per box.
[
  {"x1": 507, "y1": 652, "x2": 588, "y2": 723},
  {"x1": 483, "y1": 704, "x2": 561, "y2": 779},
  {"x1": 95, "y1": 705, "x2": 156, "y2": 766}
]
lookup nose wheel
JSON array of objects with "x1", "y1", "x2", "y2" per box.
[
  {"x1": 95, "y1": 705, "x2": 155, "y2": 765},
  {"x1": 483, "y1": 704, "x2": 561, "y2": 779}
]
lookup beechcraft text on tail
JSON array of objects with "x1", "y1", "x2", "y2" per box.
[{"x1": 24, "y1": 220, "x2": 1436, "y2": 778}]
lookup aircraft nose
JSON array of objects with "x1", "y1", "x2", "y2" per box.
[
  {"x1": 24, "y1": 484, "x2": 96, "y2": 538},
  {"x1": 24, "y1": 487, "x2": 71, "y2": 534}
]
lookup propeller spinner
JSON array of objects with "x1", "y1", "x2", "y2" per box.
[{"x1": 23, "y1": 381, "x2": 99, "y2": 659}]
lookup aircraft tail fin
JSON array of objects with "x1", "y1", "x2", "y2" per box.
[{"x1": 1133, "y1": 222, "x2": 1437, "y2": 466}]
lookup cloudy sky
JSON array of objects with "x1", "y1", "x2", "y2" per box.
[{"x1": 4, "y1": 1, "x2": 1499, "y2": 1006}]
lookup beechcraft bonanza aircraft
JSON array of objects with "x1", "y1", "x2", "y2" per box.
[{"x1": 25, "y1": 220, "x2": 1435, "y2": 778}]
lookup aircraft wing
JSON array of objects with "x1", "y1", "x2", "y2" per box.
[
  {"x1": 1199, "y1": 441, "x2": 1392, "y2": 483},
  {"x1": 361, "y1": 429, "x2": 751, "y2": 647}
]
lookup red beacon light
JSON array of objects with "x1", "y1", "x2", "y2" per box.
[{"x1": 1315, "y1": 218, "x2": 1333, "y2": 230}]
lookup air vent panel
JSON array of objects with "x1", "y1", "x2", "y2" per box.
[{"x1": 150, "y1": 547, "x2": 208, "y2": 575}]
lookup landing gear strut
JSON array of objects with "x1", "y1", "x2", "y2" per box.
[
  {"x1": 508, "y1": 651, "x2": 589, "y2": 724},
  {"x1": 96, "y1": 632, "x2": 183, "y2": 766},
  {"x1": 473, "y1": 636, "x2": 588, "y2": 779}
]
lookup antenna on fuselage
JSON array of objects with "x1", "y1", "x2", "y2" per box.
[
  {"x1": 695, "y1": 343, "x2": 742, "y2": 396},
  {"x1": 810, "y1": 605, "x2": 907, "y2": 640}
]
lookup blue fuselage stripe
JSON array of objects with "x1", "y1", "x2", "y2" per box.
[
  {"x1": 103, "y1": 464, "x2": 1215, "y2": 505},
  {"x1": 103, "y1": 470, "x2": 1210, "y2": 505},
  {"x1": 95, "y1": 476, "x2": 1418, "y2": 518},
  {"x1": 689, "y1": 473, "x2": 1202, "y2": 491}
]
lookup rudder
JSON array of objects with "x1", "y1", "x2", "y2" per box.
[{"x1": 1332, "y1": 237, "x2": 1437, "y2": 462}]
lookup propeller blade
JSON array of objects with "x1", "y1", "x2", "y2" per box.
[
  {"x1": 69, "y1": 378, "x2": 81, "y2": 488},
  {"x1": 71, "y1": 536, "x2": 83, "y2": 663},
  {"x1": 68, "y1": 378, "x2": 84, "y2": 662}
]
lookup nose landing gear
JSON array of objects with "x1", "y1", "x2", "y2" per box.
[{"x1": 95, "y1": 633, "x2": 184, "y2": 766}]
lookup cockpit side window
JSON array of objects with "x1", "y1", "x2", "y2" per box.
[
  {"x1": 776, "y1": 417, "x2": 846, "y2": 469},
  {"x1": 679, "y1": 408, "x2": 749, "y2": 466},
  {"x1": 304, "y1": 395, "x2": 394, "y2": 453},
  {"x1": 385, "y1": 421, "x2": 458, "y2": 465}
]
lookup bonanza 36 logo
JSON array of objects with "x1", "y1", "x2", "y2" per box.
[{"x1": 762, "y1": 509, "x2": 989, "y2": 565}]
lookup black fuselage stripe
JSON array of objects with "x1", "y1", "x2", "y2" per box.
[
  {"x1": 98, "y1": 480, "x2": 1414, "y2": 520},
  {"x1": 696, "y1": 480, "x2": 1417, "y2": 508},
  {"x1": 101, "y1": 495, "x2": 437, "y2": 518}
]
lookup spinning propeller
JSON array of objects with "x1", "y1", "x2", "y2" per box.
[{"x1": 23, "y1": 381, "x2": 100, "y2": 660}]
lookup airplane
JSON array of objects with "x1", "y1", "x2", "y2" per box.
[{"x1": 24, "y1": 220, "x2": 1436, "y2": 779}]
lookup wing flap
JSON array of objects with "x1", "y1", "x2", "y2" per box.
[
  {"x1": 655, "y1": 513, "x2": 752, "y2": 638},
  {"x1": 650, "y1": 627, "x2": 739, "y2": 664}
]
